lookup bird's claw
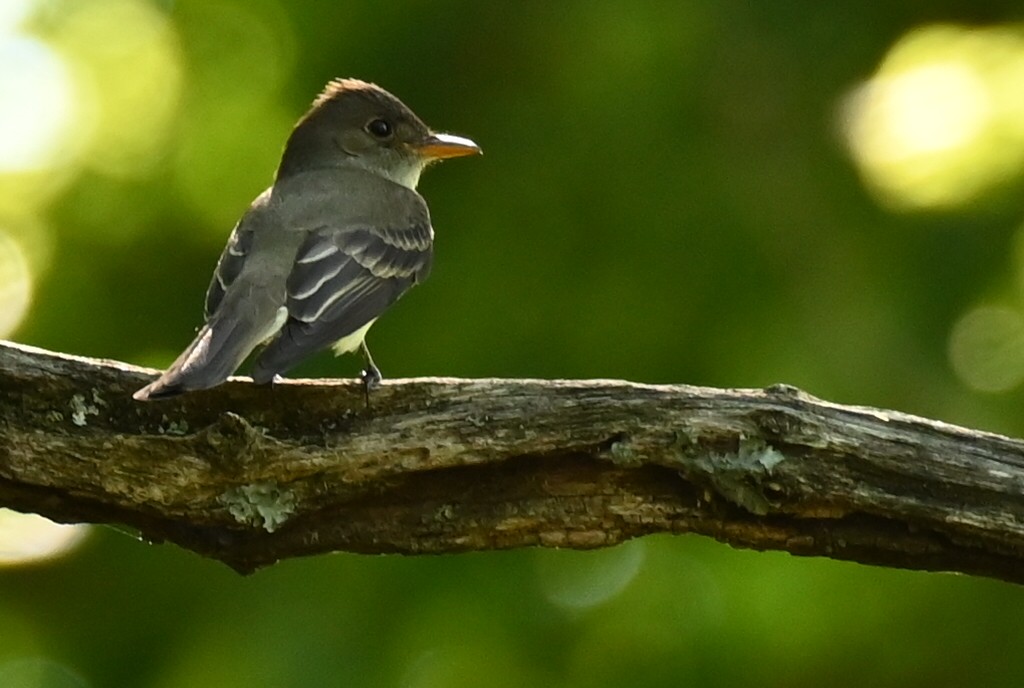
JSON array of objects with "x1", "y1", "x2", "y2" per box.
[{"x1": 359, "y1": 365, "x2": 382, "y2": 407}]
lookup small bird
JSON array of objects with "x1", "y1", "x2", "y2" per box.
[{"x1": 133, "y1": 78, "x2": 480, "y2": 401}]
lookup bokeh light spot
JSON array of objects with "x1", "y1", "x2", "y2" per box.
[
  {"x1": 0, "y1": 509, "x2": 88, "y2": 567},
  {"x1": 48, "y1": 0, "x2": 183, "y2": 177},
  {"x1": 948, "y1": 305, "x2": 1024, "y2": 392},
  {"x1": 0, "y1": 35, "x2": 76, "y2": 171},
  {"x1": 0, "y1": 0, "x2": 35, "y2": 32},
  {"x1": 0, "y1": 231, "x2": 33, "y2": 337},
  {"x1": 861, "y1": 63, "x2": 990, "y2": 159},
  {"x1": 841, "y1": 24, "x2": 1024, "y2": 210},
  {"x1": 534, "y1": 539, "x2": 646, "y2": 610}
]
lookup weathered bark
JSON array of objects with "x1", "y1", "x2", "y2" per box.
[{"x1": 1, "y1": 340, "x2": 1023, "y2": 582}]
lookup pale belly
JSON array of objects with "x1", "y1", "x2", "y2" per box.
[{"x1": 331, "y1": 319, "x2": 377, "y2": 355}]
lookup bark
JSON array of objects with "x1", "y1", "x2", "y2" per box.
[{"x1": 1, "y1": 340, "x2": 1023, "y2": 582}]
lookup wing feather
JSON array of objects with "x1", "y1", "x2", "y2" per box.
[
  {"x1": 250, "y1": 217, "x2": 433, "y2": 382},
  {"x1": 204, "y1": 220, "x2": 255, "y2": 319}
]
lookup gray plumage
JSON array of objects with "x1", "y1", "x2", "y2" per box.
[
  {"x1": 134, "y1": 79, "x2": 478, "y2": 401},
  {"x1": 249, "y1": 171, "x2": 433, "y2": 384}
]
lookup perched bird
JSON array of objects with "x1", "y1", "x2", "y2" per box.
[{"x1": 133, "y1": 78, "x2": 480, "y2": 401}]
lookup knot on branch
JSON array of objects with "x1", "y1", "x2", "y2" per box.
[{"x1": 198, "y1": 411, "x2": 278, "y2": 470}]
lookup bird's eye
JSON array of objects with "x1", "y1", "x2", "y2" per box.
[{"x1": 366, "y1": 119, "x2": 393, "y2": 139}]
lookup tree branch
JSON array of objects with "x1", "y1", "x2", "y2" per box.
[{"x1": 2, "y1": 340, "x2": 1023, "y2": 582}]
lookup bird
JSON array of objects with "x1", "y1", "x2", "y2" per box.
[{"x1": 133, "y1": 78, "x2": 480, "y2": 401}]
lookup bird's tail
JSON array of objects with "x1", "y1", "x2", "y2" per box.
[
  {"x1": 133, "y1": 315, "x2": 265, "y2": 401},
  {"x1": 134, "y1": 323, "x2": 235, "y2": 400}
]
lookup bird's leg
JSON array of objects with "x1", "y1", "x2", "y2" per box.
[{"x1": 359, "y1": 341, "x2": 382, "y2": 406}]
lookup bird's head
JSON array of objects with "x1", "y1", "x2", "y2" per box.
[{"x1": 279, "y1": 78, "x2": 480, "y2": 188}]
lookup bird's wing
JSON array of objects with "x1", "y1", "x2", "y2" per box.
[
  {"x1": 287, "y1": 223, "x2": 433, "y2": 325},
  {"x1": 205, "y1": 209, "x2": 259, "y2": 319},
  {"x1": 250, "y1": 187, "x2": 433, "y2": 382}
]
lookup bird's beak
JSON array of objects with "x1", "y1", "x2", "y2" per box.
[{"x1": 416, "y1": 133, "x2": 481, "y2": 160}]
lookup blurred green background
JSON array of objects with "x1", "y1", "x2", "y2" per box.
[{"x1": 4, "y1": 0, "x2": 1024, "y2": 686}]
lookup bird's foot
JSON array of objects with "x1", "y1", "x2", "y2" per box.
[{"x1": 359, "y1": 365, "x2": 382, "y2": 408}]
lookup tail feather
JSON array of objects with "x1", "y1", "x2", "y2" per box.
[
  {"x1": 133, "y1": 317, "x2": 257, "y2": 401},
  {"x1": 133, "y1": 378, "x2": 187, "y2": 401}
]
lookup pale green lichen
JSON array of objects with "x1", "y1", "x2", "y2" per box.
[
  {"x1": 609, "y1": 440, "x2": 634, "y2": 462},
  {"x1": 158, "y1": 415, "x2": 189, "y2": 436},
  {"x1": 607, "y1": 436, "x2": 643, "y2": 466},
  {"x1": 678, "y1": 435, "x2": 788, "y2": 516},
  {"x1": 68, "y1": 394, "x2": 99, "y2": 427},
  {"x1": 738, "y1": 437, "x2": 785, "y2": 471},
  {"x1": 219, "y1": 481, "x2": 296, "y2": 533},
  {"x1": 166, "y1": 420, "x2": 189, "y2": 435}
]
